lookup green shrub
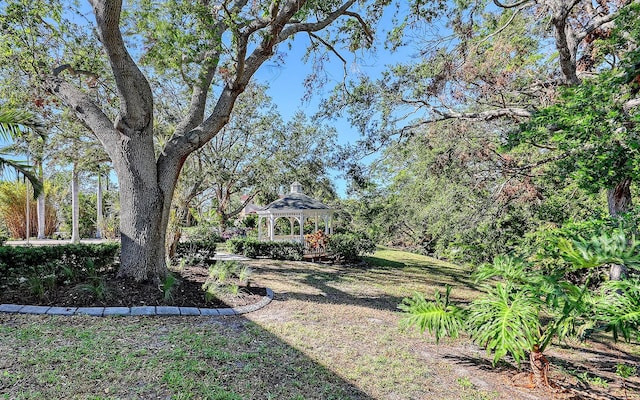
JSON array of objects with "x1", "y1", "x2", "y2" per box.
[
  {"x1": 227, "y1": 238, "x2": 303, "y2": 260},
  {"x1": 0, "y1": 243, "x2": 120, "y2": 286},
  {"x1": 182, "y1": 225, "x2": 222, "y2": 243},
  {"x1": 267, "y1": 242, "x2": 304, "y2": 261},
  {"x1": 327, "y1": 232, "x2": 376, "y2": 263},
  {"x1": 175, "y1": 239, "x2": 217, "y2": 266},
  {"x1": 227, "y1": 238, "x2": 248, "y2": 255}
]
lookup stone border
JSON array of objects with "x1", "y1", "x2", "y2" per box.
[{"x1": 0, "y1": 288, "x2": 273, "y2": 317}]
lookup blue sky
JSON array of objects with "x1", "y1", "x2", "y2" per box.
[{"x1": 252, "y1": 11, "x2": 416, "y2": 197}]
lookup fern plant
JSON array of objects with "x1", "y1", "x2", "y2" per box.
[
  {"x1": 400, "y1": 230, "x2": 640, "y2": 388},
  {"x1": 160, "y1": 273, "x2": 179, "y2": 303}
]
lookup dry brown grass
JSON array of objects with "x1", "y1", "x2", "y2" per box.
[{"x1": 0, "y1": 182, "x2": 56, "y2": 239}]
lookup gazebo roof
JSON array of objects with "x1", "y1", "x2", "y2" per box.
[{"x1": 257, "y1": 182, "x2": 332, "y2": 214}]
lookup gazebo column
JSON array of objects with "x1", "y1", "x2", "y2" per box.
[
  {"x1": 324, "y1": 215, "x2": 329, "y2": 235},
  {"x1": 289, "y1": 217, "x2": 295, "y2": 238},
  {"x1": 269, "y1": 215, "x2": 275, "y2": 241},
  {"x1": 299, "y1": 214, "x2": 305, "y2": 243},
  {"x1": 258, "y1": 216, "x2": 263, "y2": 240},
  {"x1": 314, "y1": 215, "x2": 318, "y2": 232}
]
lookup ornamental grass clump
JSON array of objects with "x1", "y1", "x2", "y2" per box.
[
  {"x1": 400, "y1": 229, "x2": 640, "y2": 389},
  {"x1": 202, "y1": 261, "x2": 253, "y2": 301}
]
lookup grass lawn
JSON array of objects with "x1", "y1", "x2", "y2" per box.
[{"x1": 1, "y1": 248, "x2": 638, "y2": 399}]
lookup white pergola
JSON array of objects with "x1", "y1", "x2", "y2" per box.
[{"x1": 256, "y1": 182, "x2": 334, "y2": 243}]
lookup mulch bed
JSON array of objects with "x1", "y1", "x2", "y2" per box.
[{"x1": 0, "y1": 264, "x2": 266, "y2": 309}]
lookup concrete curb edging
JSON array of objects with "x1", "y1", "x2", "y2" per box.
[{"x1": 0, "y1": 288, "x2": 274, "y2": 317}]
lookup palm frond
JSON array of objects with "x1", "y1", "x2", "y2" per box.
[
  {"x1": 0, "y1": 108, "x2": 45, "y2": 141},
  {"x1": 399, "y1": 285, "x2": 465, "y2": 343},
  {"x1": 0, "y1": 152, "x2": 43, "y2": 198},
  {"x1": 467, "y1": 283, "x2": 541, "y2": 365}
]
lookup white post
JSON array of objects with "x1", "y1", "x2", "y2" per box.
[
  {"x1": 324, "y1": 215, "x2": 329, "y2": 235},
  {"x1": 314, "y1": 215, "x2": 318, "y2": 232},
  {"x1": 96, "y1": 173, "x2": 103, "y2": 239},
  {"x1": 71, "y1": 166, "x2": 80, "y2": 243},
  {"x1": 269, "y1": 215, "x2": 275, "y2": 241},
  {"x1": 257, "y1": 216, "x2": 262, "y2": 240},
  {"x1": 25, "y1": 180, "x2": 30, "y2": 244},
  {"x1": 299, "y1": 214, "x2": 305, "y2": 243}
]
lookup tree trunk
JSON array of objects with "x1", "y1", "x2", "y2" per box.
[
  {"x1": 117, "y1": 183, "x2": 167, "y2": 282},
  {"x1": 167, "y1": 201, "x2": 189, "y2": 260},
  {"x1": 71, "y1": 166, "x2": 80, "y2": 243},
  {"x1": 607, "y1": 178, "x2": 632, "y2": 280},
  {"x1": 529, "y1": 346, "x2": 550, "y2": 388},
  {"x1": 607, "y1": 178, "x2": 632, "y2": 217},
  {"x1": 96, "y1": 173, "x2": 103, "y2": 239},
  {"x1": 36, "y1": 160, "x2": 45, "y2": 239},
  {"x1": 113, "y1": 137, "x2": 170, "y2": 282},
  {"x1": 37, "y1": 193, "x2": 45, "y2": 239}
]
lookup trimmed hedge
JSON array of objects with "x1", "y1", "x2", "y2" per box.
[
  {"x1": 327, "y1": 233, "x2": 376, "y2": 263},
  {"x1": 0, "y1": 243, "x2": 120, "y2": 285},
  {"x1": 227, "y1": 238, "x2": 303, "y2": 261}
]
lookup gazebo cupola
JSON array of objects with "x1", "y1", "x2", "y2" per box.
[{"x1": 256, "y1": 182, "x2": 334, "y2": 242}]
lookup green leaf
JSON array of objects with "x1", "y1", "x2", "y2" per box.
[
  {"x1": 595, "y1": 279, "x2": 640, "y2": 342},
  {"x1": 399, "y1": 285, "x2": 466, "y2": 343},
  {"x1": 466, "y1": 283, "x2": 541, "y2": 365}
]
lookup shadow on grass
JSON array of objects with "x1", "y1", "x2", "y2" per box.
[
  {"x1": 0, "y1": 313, "x2": 374, "y2": 399},
  {"x1": 246, "y1": 252, "x2": 482, "y2": 313},
  {"x1": 362, "y1": 255, "x2": 481, "y2": 292},
  {"x1": 250, "y1": 264, "x2": 408, "y2": 312}
]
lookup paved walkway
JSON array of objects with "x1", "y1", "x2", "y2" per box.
[{"x1": 213, "y1": 251, "x2": 251, "y2": 261}]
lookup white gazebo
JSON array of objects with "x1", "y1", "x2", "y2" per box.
[{"x1": 256, "y1": 182, "x2": 334, "y2": 243}]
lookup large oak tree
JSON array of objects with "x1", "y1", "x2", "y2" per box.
[{"x1": 27, "y1": 0, "x2": 382, "y2": 282}]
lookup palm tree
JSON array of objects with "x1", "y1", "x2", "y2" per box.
[{"x1": 0, "y1": 107, "x2": 44, "y2": 197}]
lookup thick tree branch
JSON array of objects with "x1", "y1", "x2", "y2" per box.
[
  {"x1": 158, "y1": 0, "x2": 365, "y2": 194},
  {"x1": 279, "y1": 0, "x2": 357, "y2": 40},
  {"x1": 574, "y1": 7, "x2": 623, "y2": 43},
  {"x1": 423, "y1": 104, "x2": 533, "y2": 121},
  {"x1": 624, "y1": 97, "x2": 640, "y2": 111},
  {"x1": 344, "y1": 10, "x2": 374, "y2": 45},
  {"x1": 89, "y1": 0, "x2": 153, "y2": 134},
  {"x1": 45, "y1": 76, "x2": 120, "y2": 157},
  {"x1": 493, "y1": 0, "x2": 534, "y2": 8}
]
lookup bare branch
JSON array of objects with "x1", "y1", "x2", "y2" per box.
[
  {"x1": 344, "y1": 10, "x2": 374, "y2": 45},
  {"x1": 474, "y1": 7, "x2": 523, "y2": 52},
  {"x1": 430, "y1": 106, "x2": 533, "y2": 121},
  {"x1": 308, "y1": 32, "x2": 348, "y2": 68},
  {"x1": 493, "y1": 0, "x2": 534, "y2": 9},
  {"x1": 574, "y1": 9, "x2": 622, "y2": 43}
]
